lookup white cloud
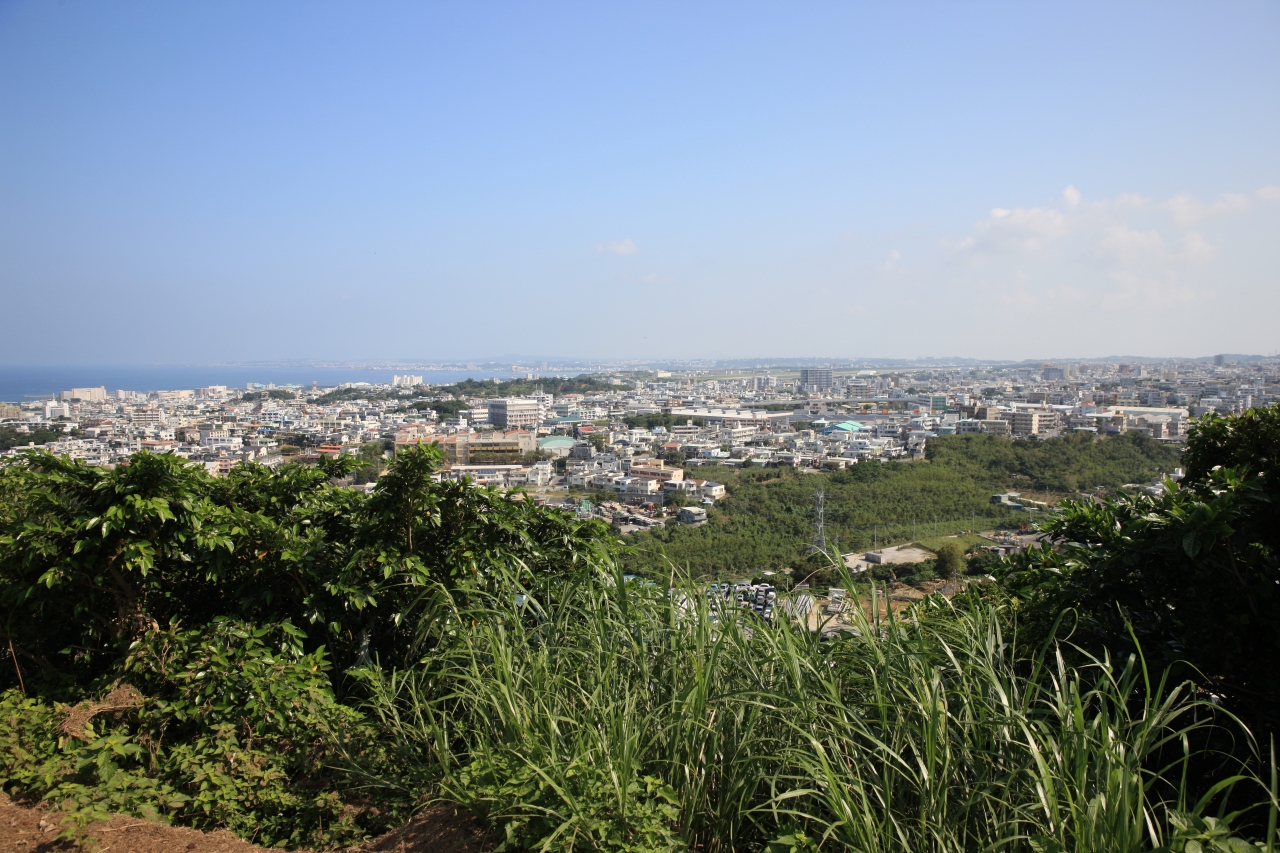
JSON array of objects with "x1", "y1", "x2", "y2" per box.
[
  {"x1": 594, "y1": 238, "x2": 639, "y2": 256},
  {"x1": 1178, "y1": 231, "x2": 1216, "y2": 264},
  {"x1": 941, "y1": 183, "x2": 1280, "y2": 327},
  {"x1": 1100, "y1": 271, "x2": 1197, "y2": 311},
  {"x1": 1166, "y1": 191, "x2": 1251, "y2": 226},
  {"x1": 882, "y1": 249, "x2": 901, "y2": 271},
  {"x1": 1166, "y1": 193, "x2": 1200, "y2": 227},
  {"x1": 1096, "y1": 223, "x2": 1164, "y2": 263},
  {"x1": 961, "y1": 205, "x2": 1070, "y2": 254},
  {"x1": 639, "y1": 272, "x2": 675, "y2": 284},
  {"x1": 1112, "y1": 192, "x2": 1149, "y2": 209}
]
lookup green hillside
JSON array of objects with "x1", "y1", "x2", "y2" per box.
[{"x1": 624, "y1": 431, "x2": 1182, "y2": 578}]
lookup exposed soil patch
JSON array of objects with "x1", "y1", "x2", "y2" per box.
[
  {"x1": 0, "y1": 793, "x2": 493, "y2": 853},
  {"x1": 344, "y1": 804, "x2": 494, "y2": 853},
  {"x1": 0, "y1": 791, "x2": 260, "y2": 852}
]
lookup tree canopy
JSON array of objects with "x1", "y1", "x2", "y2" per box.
[
  {"x1": 625, "y1": 432, "x2": 1179, "y2": 579},
  {"x1": 435, "y1": 374, "x2": 616, "y2": 398},
  {"x1": 925, "y1": 430, "x2": 1182, "y2": 493},
  {"x1": 1000, "y1": 404, "x2": 1280, "y2": 733},
  {"x1": 0, "y1": 445, "x2": 610, "y2": 695}
]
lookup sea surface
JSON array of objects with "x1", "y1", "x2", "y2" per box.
[{"x1": 0, "y1": 365, "x2": 537, "y2": 401}]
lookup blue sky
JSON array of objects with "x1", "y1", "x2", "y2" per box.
[{"x1": 1, "y1": 1, "x2": 1277, "y2": 363}]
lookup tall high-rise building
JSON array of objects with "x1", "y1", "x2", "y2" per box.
[{"x1": 799, "y1": 368, "x2": 833, "y2": 390}]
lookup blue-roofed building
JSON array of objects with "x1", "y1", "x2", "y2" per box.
[
  {"x1": 823, "y1": 420, "x2": 866, "y2": 435},
  {"x1": 537, "y1": 435, "x2": 578, "y2": 457}
]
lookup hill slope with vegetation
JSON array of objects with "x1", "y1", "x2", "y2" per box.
[
  {"x1": 623, "y1": 431, "x2": 1182, "y2": 579},
  {"x1": 925, "y1": 430, "x2": 1182, "y2": 492},
  {"x1": 0, "y1": 416, "x2": 1277, "y2": 851},
  {"x1": 435, "y1": 374, "x2": 616, "y2": 398}
]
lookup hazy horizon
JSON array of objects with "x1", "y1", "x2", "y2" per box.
[{"x1": 2, "y1": 1, "x2": 1277, "y2": 363}]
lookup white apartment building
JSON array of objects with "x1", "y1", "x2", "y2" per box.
[
  {"x1": 1000, "y1": 411, "x2": 1041, "y2": 437},
  {"x1": 488, "y1": 397, "x2": 543, "y2": 429},
  {"x1": 60, "y1": 386, "x2": 107, "y2": 402},
  {"x1": 200, "y1": 428, "x2": 243, "y2": 450},
  {"x1": 956, "y1": 418, "x2": 1012, "y2": 436}
]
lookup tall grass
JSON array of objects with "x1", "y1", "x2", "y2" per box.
[{"x1": 360, "y1": 565, "x2": 1279, "y2": 852}]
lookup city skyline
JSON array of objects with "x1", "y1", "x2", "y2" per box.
[{"x1": 2, "y1": 2, "x2": 1278, "y2": 363}]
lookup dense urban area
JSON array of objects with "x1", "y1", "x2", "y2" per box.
[{"x1": 5, "y1": 357, "x2": 1266, "y2": 480}]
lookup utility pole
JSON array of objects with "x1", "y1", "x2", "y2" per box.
[{"x1": 809, "y1": 487, "x2": 828, "y2": 554}]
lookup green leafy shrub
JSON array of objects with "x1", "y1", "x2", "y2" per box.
[
  {"x1": 999, "y1": 406, "x2": 1280, "y2": 733},
  {"x1": 0, "y1": 445, "x2": 611, "y2": 693},
  {"x1": 456, "y1": 753, "x2": 684, "y2": 852},
  {"x1": 933, "y1": 541, "x2": 965, "y2": 578},
  {"x1": 0, "y1": 620, "x2": 412, "y2": 848}
]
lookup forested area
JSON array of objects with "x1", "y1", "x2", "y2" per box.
[
  {"x1": 0, "y1": 426, "x2": 76, "y2": 452},
  {"x1": 404, "y1": 398, "x2": 469, "y2": 418},
  {"x1": 0, "y1": 414, "x2": 1277, "y2": 851},
  {"x1": 625, "y1": 462, "x2": 1020, "y2": 578},
  {"x1": 622, "y1": 414, "x2": 707, "y2": 430},
  {"x1": 435, "y1": 375, "x2": 616, "y2": 398},
  {"x1": 240, "y1": 389, "x2": 296, "y2": 402},
  {"x1": 623, "y1": 431, "x2": 1181, "y2": 578},
  {"x1": 313, "y1": 386, "x2": 404, "y2": 404},
  {"x1": 307, "y1": 374, "x2": 613, "y2": 406},
  {"x1": 925, "y1": 430, "x2": 1182, "y2": 492}
]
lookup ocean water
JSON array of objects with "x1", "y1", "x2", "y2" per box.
[{"x1": 0, "y1": 365, "x2": 536, "y2": 401}]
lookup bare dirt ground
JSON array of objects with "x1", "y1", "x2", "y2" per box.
[{"x1": 0, "y1": 793, "x2": 493, "y2": 853}]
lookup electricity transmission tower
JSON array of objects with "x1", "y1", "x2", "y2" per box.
[{"x1": 810, "y1": 487, "x2": 828, "y2": 554}]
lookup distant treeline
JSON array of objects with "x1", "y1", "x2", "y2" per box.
[
  {"x1": 313, "y1": 386, "x2": 402, "y2": 404},
  {"x1": 310, "y1": 375, "x2": 617, "y2": 406},
  {"x1": 0, "y1": 426, "x2": 76, "y2": 452},
  {"x1": 240, "y1": 389, "x2": 296, "y2": 402},
  {"x1": 623, "y1": 413, "x2": 707, "y2": 430},
  {"x1": 435, "y1": 374, "x2": 616, "y2": 398},
  {"x1": 924, "y1": 430, "x2": 1182, "y2": 493}
]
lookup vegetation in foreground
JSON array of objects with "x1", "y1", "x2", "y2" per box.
[
  {"x1": 364, "y1": 566, "x2": 1277, "y2": 852},
  {"x1": 0, "y1": 410, "x2": 1276, "y2": 851}
]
